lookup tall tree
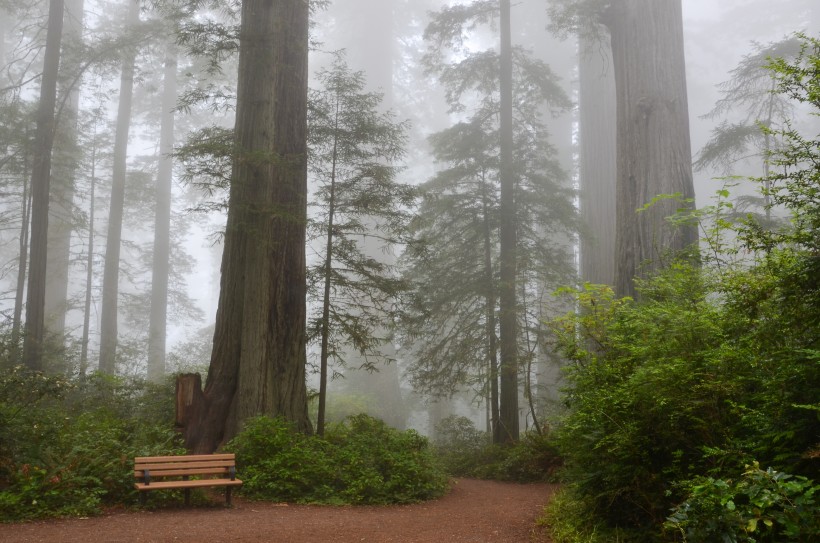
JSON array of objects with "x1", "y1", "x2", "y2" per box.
[
  {"x1": 550, "y1": 0, "x2": 698, "y2": 297},
  {"x1": 606, "y1": 0, "x2": 697, "y2": 297},
  {"x1": 181, "y1": 0, "x2": 312, "y2": 453},
  {"x1": 325, "y1": 0, "x2": 408, "y2": 432},
  {"x1": 307, "y1": 55, "x2": 414, "y2": 436},
  {"x1": 98, "y1": 0, "x2": 140, "y2": 374},
  {"x1": 497, "y1": 0, "x2": 518, "y2": 443},
  {"x1": 578, "y1": 34, "x2": 616, "y2": 286},
  {"x1": 22, "y1": 0, "x2": 65, "y2": 370},
  {"x1": 413, "y1": 0, "x2": 575, "y2": 443},
  {"x1": 44, "y1": 0, "x2": 85, "y2": 345},
  {"x1": 147, "y1": 40, "x2": 178, "y2": 383}
]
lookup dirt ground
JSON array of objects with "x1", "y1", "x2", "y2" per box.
[{"x1": 0, "y1": 479, "x2": 557, "y2": 542}]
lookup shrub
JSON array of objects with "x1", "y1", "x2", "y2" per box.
[
  {"x1": 666, "y1": 463, "x2": 820, "y2": 542},
  {"x1": 0, "y1": 368, "x2": 184, "y2": 521},
  {"x1": 432, "y1": 415, "x2": 562, "y2": 482},
  {"x1": 227, "y1": 414, "x2": 448, "y2": 505}
]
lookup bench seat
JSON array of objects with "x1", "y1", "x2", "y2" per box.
[{"x1": 134, "y1": 453, "x2": 242, "y2": 506}]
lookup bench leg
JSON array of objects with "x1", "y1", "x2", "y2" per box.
[
  {"x1": 139, "y1": 491, "x2": 146, "y2": 506},
  {"x1": 184, "y1": 488, "x2": 191, "y2": 506},
  {"x1": 226, "y1": 486, "x2": 233, "y2": 507}
]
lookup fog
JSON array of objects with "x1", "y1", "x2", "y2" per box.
[{"x1": 0, "y1": 0, "x2": 816, "y2": 434}]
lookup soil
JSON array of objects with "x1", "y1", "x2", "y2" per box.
[{"x1": 0, "y1": 479, "x2": 557, "y2": 543}]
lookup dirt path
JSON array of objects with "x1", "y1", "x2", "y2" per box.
[{"x1": 0, "y1": 479, "x2": 557, "y2": 542}]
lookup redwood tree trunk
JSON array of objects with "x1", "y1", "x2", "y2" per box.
[
  {"x1": 98, "y1": 0, "x2": 139, "y2": 374},
  {"x1": 497, "y1": 0, "x2": 519, "y2": 443},
  {"x1": 579, "y1": 31, "x2": 617, "y2": 287},
  {"x1": 44, "y1": 0, "x2": 85, "y2": 348},
  {"x1": 184, "y1": 0, "x2": 312, "y2": 453},
  {"x1": 22, "y1": 0, "x2": 65, "y2": 371},
  {"x1": 148, "y1": 41, "x2": 177, "y2": 383},
  {"x1": 605, "y1": 0, "x2": 697, "y2": 298}
]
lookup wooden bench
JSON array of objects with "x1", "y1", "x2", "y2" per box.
[{"x1": 134, "y1": 453, "x2": 243, "y2": 506}]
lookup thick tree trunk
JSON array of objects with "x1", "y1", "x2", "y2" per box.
[
  {"x1": 147, "y1": 42, "x2": 177, "y2": 383},
  {"x1": 98, "y1": 0, "x2": 139, "y2": 374},
  {"x1": 605, "y1": 0, "x2": 697, "y2": 298},
  {"x1": 44, "y1": 0, "x2": 85, "y2": 346},
  {"x1": 183, "y1": 0, "x2": 312, "y2": 453},
  {"x1": 497, "y1": 0, "x2": 519, "y2": 443},
  {"x1": 22, "y1": 0, "x2": 65, "y2": 371},
  {"x1": 579, "y1": 32, "x2": 617, "y2": 287}
]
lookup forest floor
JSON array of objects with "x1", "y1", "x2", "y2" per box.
[{"x1": 0, "y1": 478, "x2": 557, "y2": 542}]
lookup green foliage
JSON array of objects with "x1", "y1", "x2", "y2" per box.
[
  {"x1": 432, "y1": 416, "x2": 561, "y2": 482},
  {"x1": 540, "y1": 488, "x2": 644, "y2": 543},
  {"x1": 666, "y1": 463, "x2": 820, "y2": 542},
  {"x1": 306, "y1": 52, "x2": 417, "y2": 377},
  {"x1": 545, "y1": 35, "x2": 820, "y2": 540},
  {"x1": 227, "y1": 414, "x2": 448, "y2": 505},
  {"x1": 401, "y1": 2, "x2": 577, "y2": 401},
  {"x1": 0, "y1": 368, "x2": 184, "y2": 522}
]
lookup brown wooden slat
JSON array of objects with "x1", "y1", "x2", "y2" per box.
[
  {"x1": 135, "y1": 478, "x2": 243, "y2": 491},
  {"x1": 134, "y1": 460, "x2": 234, "y2": 471},
  {"x1": 134, "y1": 454, "x2": 235, "y2": 463},
  {"x1": 134, "y1": 467, "x2": 231, "y2": 478}
]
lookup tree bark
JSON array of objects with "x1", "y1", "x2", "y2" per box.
[
  {"x1": 44, "y1": 0, "x2": 85, "y2": 347},
  {"x1": 22, "y1": 0, "x2": 65, "y2": 371},
  {"x1": 12, "y1": 160, "x2": 31, "y2": 361},
  {"x1": 579, "y1": 32, "x2": 617, "y2": 287},
  {"x1": 98, "y1": 0, "x2": 139, "y2": 374},
  {"x1": 183, "y1": 0, "x2": 312, "y2": 453},
  {"x1": 605, "y1": 0, "x2": 697, "y2": 298},
  {"x1": 317, "y1": 98, "x2": 340, "y2": 437},
  {"x1": 497, "y1": 0, "x2": 519, "y2": 443},
  {"x1": 480, "y1": 176, "x2": 500, "y2": 443},
  {"x1": 79, "y1": 143, "x2": 96, "y2": 378},
  {"x1": 148, "y1": 41, "x2": 177, "y2": 383}
]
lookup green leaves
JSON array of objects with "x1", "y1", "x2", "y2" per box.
[
  {"x1": 666, "y1": 463, "x2": 820, "y2": 542},
  {"x1": 227, "y1": 415, "x2": 448, "y2": 505}
]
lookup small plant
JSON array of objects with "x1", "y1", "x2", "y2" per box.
[{"x1": 666, "y1": 462, "x2": 820, "y2": 542}]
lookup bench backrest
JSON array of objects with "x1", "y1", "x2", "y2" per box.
[{"x1": 134, "y1": 453, "x2": 237, "y2": 481}]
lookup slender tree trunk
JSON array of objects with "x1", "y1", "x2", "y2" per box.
[
  {"x1": 605, "y1": 0, "x2": 697, "y2": 298},
  {"x1": 0, "y1": 9, "x2": 7, "y2": 83},
  {"x1": 147, "y1": 41, "x2": 177, "y2": 383},
  {"x1": 23, "y1": 0, "x2": 65, "y2": 371},
  {"x1": 480, "y1": 176, "x2": 500, "y2": 442},
  {"x1": 336, "y1": 0, "x2": 406, "y2": 431},
  {"x1": 12, "y1": 160, "x2": 32, "y2": 361},
  {"x1": 497, "y1": 0, "x2": 519, "y2": 443},
  {"x1": 98, "y1": 0, "x2": 139, "y2": 374},
  {"x1": 317, "y1": 99, "x2": 340, "y2": 437},
  {"x1": 183, "y1": 0, "x2": 312, "y2": 453},
  {"x1": 579, "y1": 32, "x2": 617, "y2": 287},
  {"x1": 44, "y1": 0, "x2": 85, "y2": 346},
  {"x1": 79, "y1": 144, "x2": 96, "y2": 378}
]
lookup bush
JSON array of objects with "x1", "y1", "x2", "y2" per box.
[
  {"x1": 432, "y1": 415, "x2": 562, "y2": 482},
  {"x1": 0, "y1": 368, "x2": 184, "y2": 522},
  {"x1": 227, "y1": 414, "x2": 448, "y2": 505},
  {"x1": 666, "y1": 463, "x2": 820, "y2": 542}
]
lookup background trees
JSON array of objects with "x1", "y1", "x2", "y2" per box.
[{"x1": 404, "y1": 0, "x2": 576, "y2": 443}]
